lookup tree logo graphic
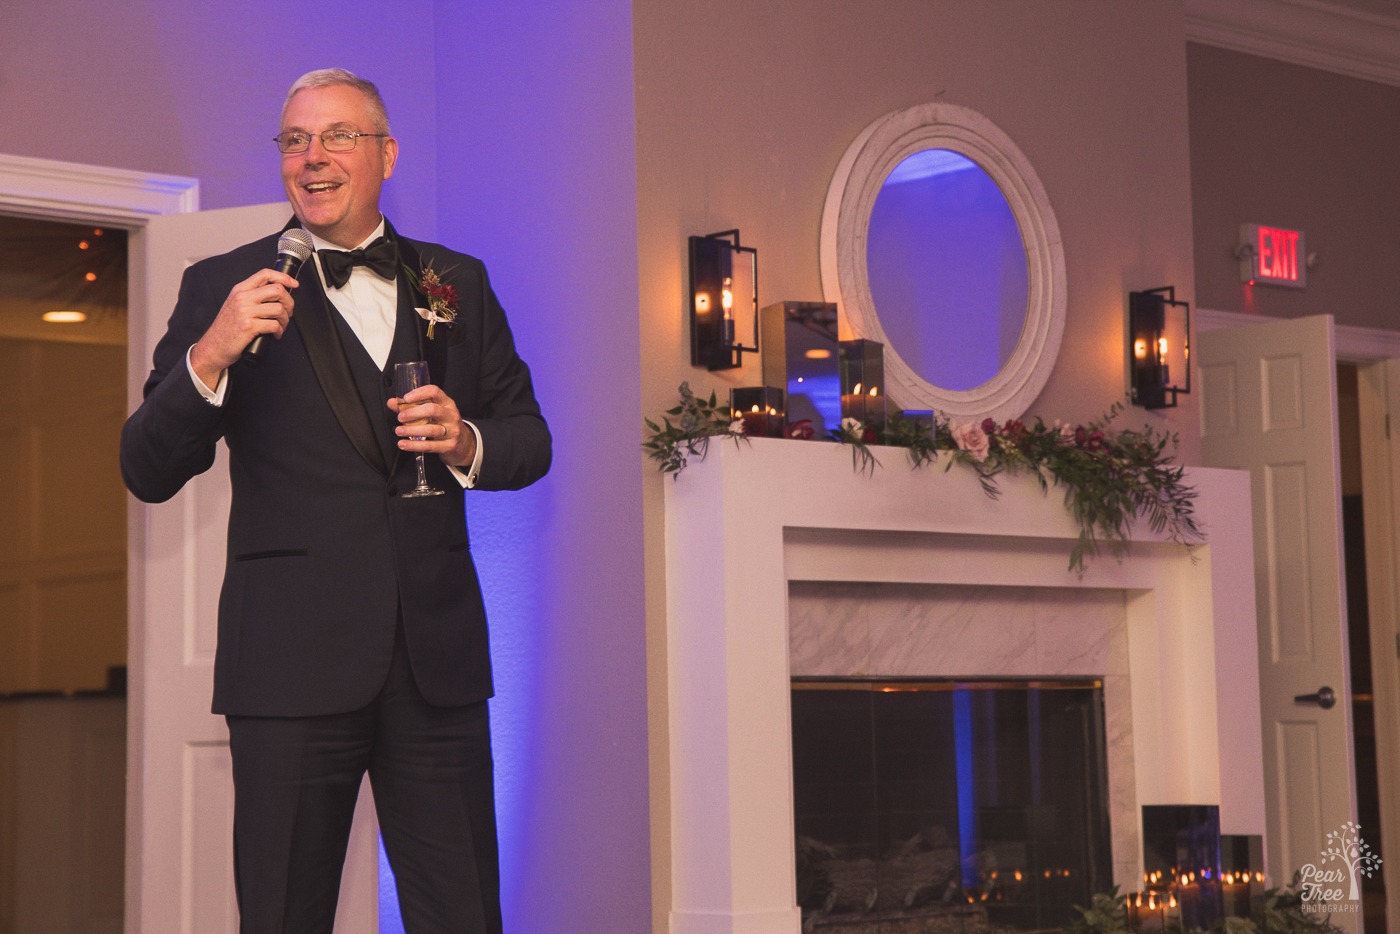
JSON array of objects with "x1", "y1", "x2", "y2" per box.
[{"x1": 1299, "y1": 820, "x2": 1382, "y2": 911}]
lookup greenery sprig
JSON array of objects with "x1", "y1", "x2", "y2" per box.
[
  {"x1": 642, "y1": 382, "x2": 746, "y2": 477},
  {"x1": 829, "y1": 412, "x2": 941, "y2": 474},
  {"x1": 642, "y1": 385, "x2": 1203, "y2": 574},
  {"x1": 1065, "y1": 883, "x2": 1343, "y2": 933},
  {"x1": 937, "y1": 402, "x2": 1202, "y2": 573}
]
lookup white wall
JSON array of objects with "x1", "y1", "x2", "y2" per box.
[
  {"x1": 634, "y1": 2, "x2": 1202, "y2": 924},
  {"x1": 0, "y1": 3, "x2": 651, "y2": 931}
]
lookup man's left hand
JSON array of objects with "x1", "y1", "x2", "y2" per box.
[{"x1": 390, "y1": 384, "x2": 477, "y2": 468}]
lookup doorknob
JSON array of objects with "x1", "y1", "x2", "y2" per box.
[{"x1": 1294, "y1": 686, "x2": 1338, "y2": 710}]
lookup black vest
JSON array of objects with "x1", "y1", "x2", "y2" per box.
[{"x1": 329, "y1": 280, "x2": 425, "y2": 473}]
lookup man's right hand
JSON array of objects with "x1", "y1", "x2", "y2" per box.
[{"x1": 189, "y1": 269, "x2": 298, "y2": 388}]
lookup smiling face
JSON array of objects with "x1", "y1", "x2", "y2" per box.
[{"x1": 280, "y1": 83, "x2": 398, "y2": 248}]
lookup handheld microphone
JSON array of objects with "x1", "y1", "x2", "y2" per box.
[{"x1": 243, "y1": 227, "x2": 314, "y2": 360}]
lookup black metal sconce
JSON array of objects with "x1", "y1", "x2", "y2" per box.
[
  {"x1": 689, "y1": 230, "x2": 758, "y2": 371},
  {"x1": 1129, "y1": 286, "x2": 1191, "y2": 410}
]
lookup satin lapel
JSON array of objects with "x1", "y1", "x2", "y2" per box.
[{"x1": 293, "y1": 267, "x2": 390, "y2": 476}]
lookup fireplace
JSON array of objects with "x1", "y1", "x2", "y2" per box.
[
  {"x1": 662, "y1": 438, "x2": 1266, "y2": 934},
  {"x1": 791, "y1": 679, "x2": 1112, "y2": 933}
]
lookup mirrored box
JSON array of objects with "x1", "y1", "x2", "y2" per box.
[{"x1": 761, "y1": 301, "x2": 840, "y2": 438}]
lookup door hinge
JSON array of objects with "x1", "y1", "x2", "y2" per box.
[{"x1": 1395, "y1": 632, "x2": 1400, "y2": 658}]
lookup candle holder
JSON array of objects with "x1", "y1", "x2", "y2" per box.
[
  {"x1": 1142, "y1": 805, "x2": 1224, "y2": 931},
  {"x1": 897, "y1": 409, "x2": 936, "y2": 438},
  {"x1": 730, "y1": 386, "x2": 786, "y2": 438},
  {"x1": 840, "y1": 338, "x2": 886, "y2": 429},
  {"x1": 1219, "y1": 834, "x2": 1264, "y2": 918},
  {"x1": 761, "y1": 301, "x2": 840, "y2": 437}
]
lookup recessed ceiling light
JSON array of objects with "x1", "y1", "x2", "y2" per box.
[{"x1": 43, "y1": 310, "x2": 88, "y2": 324}]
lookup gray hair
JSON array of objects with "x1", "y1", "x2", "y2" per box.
[{"x1": 282, "y1": 68, "x2": 391, "y2": 135}]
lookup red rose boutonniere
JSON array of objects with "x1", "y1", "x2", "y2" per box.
[{"x1": 406, "y1": 262, "x2": 459, "y2": 339}]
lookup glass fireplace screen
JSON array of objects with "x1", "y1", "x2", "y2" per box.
[{"x1": 791, "y1": 678, "x2": 1112, "y2": 933}]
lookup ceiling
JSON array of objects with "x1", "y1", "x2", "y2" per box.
[
  {"x1": 1186, "y1": 0, "x2": 1400, "y2": 87},
  {"x1": 0, "y1": 214, "x2": 126, "y2": 346}
]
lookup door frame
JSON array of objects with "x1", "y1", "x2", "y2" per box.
[
  {"x1": 1200, "y1": 307, "x2": 1400, "y2": 924},
  {"x1": 0, "y1": 151, "x2": 200, "y2": 933}
]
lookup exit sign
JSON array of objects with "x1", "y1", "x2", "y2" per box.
[{"x1": 1239, "y1": 223, "x2": 1306, "y2": 288}]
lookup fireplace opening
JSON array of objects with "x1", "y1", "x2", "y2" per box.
[{"x1": 791, "y1": 678, "x2": 1113, "y2": 933}]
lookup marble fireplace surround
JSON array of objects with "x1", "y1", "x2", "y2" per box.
[
  {"x1": 663, "y1": 438, "x2": 1266, "y2": 934},
  {"x1": 788, "y1": 579, "x2": 1139, "y2": 891}
]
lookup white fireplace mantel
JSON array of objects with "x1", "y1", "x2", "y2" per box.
[{"x1": 663, "y1": 438, "x2": 1265, "y2": 934}]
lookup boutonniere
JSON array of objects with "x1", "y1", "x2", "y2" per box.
[{"x1": 405, "y1": 261, "x2": 459, "y2": 339}]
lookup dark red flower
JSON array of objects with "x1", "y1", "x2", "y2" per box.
[
  {"x1": 786, "y1": 419, "x2": 814, "y2": 440},
  {"x1": 426, "y1": 282, "x2": 458, "y2": 306}
]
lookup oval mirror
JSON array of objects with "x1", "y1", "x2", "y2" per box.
[
  {"x1": 867, "y1": 148, "x2": 1028, "y2": 392},
  {"x1": 820, "y1": 103, "x2": 1065, "y2": 421}
]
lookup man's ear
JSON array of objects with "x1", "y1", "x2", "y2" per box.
[{"x1": 382, "y1": 137, "x2": 399, "y2": 180}]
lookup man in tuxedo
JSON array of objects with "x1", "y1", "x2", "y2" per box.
[{"x1": 120, "y1": 68, "x2": 550, "y2": 932}]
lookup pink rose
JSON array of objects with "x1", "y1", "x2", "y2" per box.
[{"x1": 951, "y1": 421, "x2": 990, "y2": 462}]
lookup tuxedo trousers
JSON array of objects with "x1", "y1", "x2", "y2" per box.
[{"x1": 226, "y1": 621, "x2": 501, "y2": 934}]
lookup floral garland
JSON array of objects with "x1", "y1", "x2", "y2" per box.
[{"x1": 643, "y1": 383, "x2": 1202, "y2": 573}]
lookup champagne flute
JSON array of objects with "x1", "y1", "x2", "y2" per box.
[{"x1": 393, "y1": 361, "x2": 445, "y2": 498}]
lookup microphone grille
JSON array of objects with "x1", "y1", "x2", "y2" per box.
[{"x1": 277, "y1": 227, "x2": 314, "y2": 261}]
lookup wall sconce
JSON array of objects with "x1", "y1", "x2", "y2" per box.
[
  {"x1": 1129, "y1": 286, "x2": 1191, "y2": 410},
  {"x1": 689, "y1": 230, "x2": 758, "y2": 371}
]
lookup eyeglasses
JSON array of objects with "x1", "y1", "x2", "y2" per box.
[{"x1": 273, "y1": 130, "x2": 389, "y2": 154}]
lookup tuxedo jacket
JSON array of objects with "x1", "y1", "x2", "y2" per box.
[{"x1": 120, "y1": 219, "x2": 551, "y2": 717}]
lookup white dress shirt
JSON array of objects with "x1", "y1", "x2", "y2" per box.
[{"x1": 187, "y1": 218, "x2": 483, "y2": 487}]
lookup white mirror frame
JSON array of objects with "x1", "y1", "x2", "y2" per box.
[{"x1": 820, "y1": 102, "x2": 1066, "y2": 422}]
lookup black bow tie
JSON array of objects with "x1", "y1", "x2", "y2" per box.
[{"x1": 318, "y1": 236, "x2": 399, "y2": 289}]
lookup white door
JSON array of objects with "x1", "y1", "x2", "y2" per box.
[
  {"x1": 1355, "y1": 360, "x2": 1400, "y2": 929},
  {"x1": 128, "y1": 203, "x2": 380, "y2": 933},
  {"x1": 1198, "y1": 315, "x2": 1359, "y2": 926}
]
